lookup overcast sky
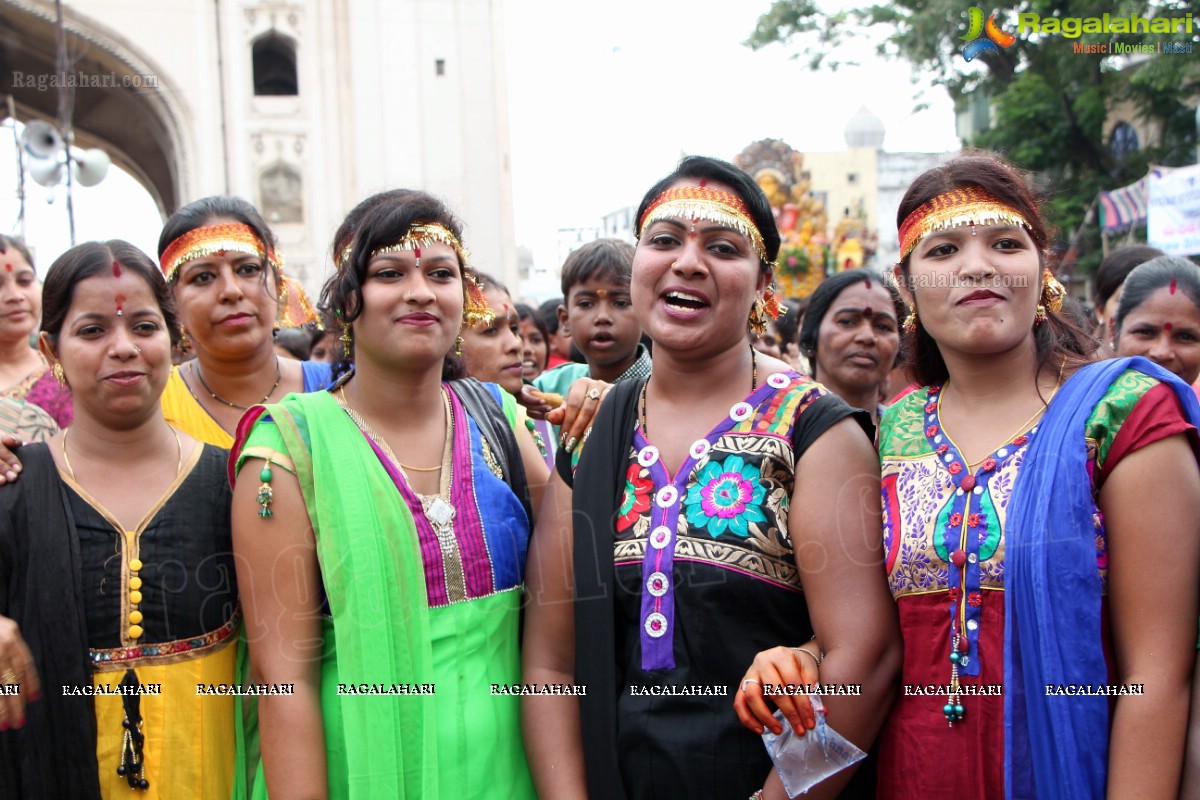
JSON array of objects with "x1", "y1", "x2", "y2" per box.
[{"x1": 2, "y1": 0, "x2": 961, "y2": 277}]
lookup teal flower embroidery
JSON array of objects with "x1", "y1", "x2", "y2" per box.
[{"x1": 684, "y1": 455, "x2": 767, "y2": 538}]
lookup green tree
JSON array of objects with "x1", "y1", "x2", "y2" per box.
[{"x1": 747, "y1": 0, "x2": 1199, "y2": 273}]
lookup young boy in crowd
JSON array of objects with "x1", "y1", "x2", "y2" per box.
[
  {"x1": 537, "y1": 297, "x2": 575, "y2": 369},
  {"x1": 528, "y1": 239, "x2": 650, "y2": 433}
]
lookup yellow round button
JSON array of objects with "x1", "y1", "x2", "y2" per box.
[
  {"x1": 129, "y1": 610, "x2": 143, "y2": 625},
  {"x1": 128, "y1": 624, "x2": 144, "y2": 639},
  {"x1": 129, "y1": 559, "x2": 143, "y2": 572},
  {"x1": 129, "y1": 590, "x2": 143, "y2": 605},
  {"x1": 129, "y1": 576, "x2": 143, "y2": 590}
]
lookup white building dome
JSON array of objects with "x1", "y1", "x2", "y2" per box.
[{"x1": 844, "y1": 105, "x2": 886, "y2": 150}]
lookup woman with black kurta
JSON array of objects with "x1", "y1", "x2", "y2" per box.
[
  {"x1": 0, "y1": 241, "x2": 238, "y2": 798},
  {"x1": 521, "y1": 156, "x2": 901, "y2": 800}
]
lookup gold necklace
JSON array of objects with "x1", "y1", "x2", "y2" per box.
[
  {"x1": 948, "y1": 360, "x2": 1066, "y2": 468},
  {"x1": 335, "y1": 386, "x2": 451, "y2": 476},
  {"x1": 640, "y1": 346, "x2": 758, "y2": 436},
  {"x1": 192, "y1": 357, "x2": 282, "y2": 410},
  {"x1": 62, "y1": 425, "x2": 183, "y2": 483}
]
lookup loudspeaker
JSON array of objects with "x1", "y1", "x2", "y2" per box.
[{"x1": 20, "y1": 121, "x2": 62, "y2": 159}]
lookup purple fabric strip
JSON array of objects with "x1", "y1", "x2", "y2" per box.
[{"x1": 445, "y1": 386, "x2": 492, "y2": 596}]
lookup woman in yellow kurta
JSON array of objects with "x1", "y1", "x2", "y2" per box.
[
  {"x1": 0, "y1": 240, "x2": 238, "y2": 799},
  {"x1": 156, "y1": 196, "x2": 328, "y2": 448}
]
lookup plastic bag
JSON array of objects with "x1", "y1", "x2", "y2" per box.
[{"x1": 760, "y1": 694, "x2": 866, "y2": 797}]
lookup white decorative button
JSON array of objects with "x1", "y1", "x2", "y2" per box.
[
  {"x1": 934, "y1": 435, "x2": 944, "y2": 444},
  {"x1": 647, "y1": 571, "x2": 669, "y2": 597},
  {"x1": 997, "y1": 448, "x2": 1008, "y2": 458},
  {"x1": 959, "y1": 655, "x2": 969, "y2": 667},
  {"x1": 956, "y1": 489, "x2": 964, "y2": 497},
  {"x1": 1031, "y1": 426, "x2": 1038, "y2": 434},
  {"x1": 973, "y1": 486, "x2": 983, "y2": 495},
  {"x1": 767, "y1": 372, "x2": 790, "y2": 389},
  {"x1": 656, "y1": 486, "x2": 679, "y2": 508},
  {"x1": 689, "y1": 439, "x2": 711, "y2": 459},
  {"x1": 967, "y1": 553, "x2": 978, "y2": 564},
  {"x1": 638, "y1": 446, "x2": 660, "y2": 467},
  {"x1": 944, "y1": 454, "x2": 954, "y2": 463},
  {"x1": 650, "y1": 526, "x2": 672, "y2": 550},
  {"x1": 730, "y1": 402, "x2": 753, "y2": 422},
  {"x1": 966, "y1": 619, "x2": 979, "y2": 631},
  {"x1": 644, "y1": 612, "x2": 668, "y2": 638}
]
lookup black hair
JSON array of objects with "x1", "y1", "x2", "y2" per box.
[
  {"x1": 537, "y1": 297, "x2": 562, "y2": 335},
  {"x1": 515, "y1": 301, "x2": 550, "y2": 364},
  {"x1": 322, "y1": 188, "x2": 468, "y2": 382},
  {"x1": 0, "y1": 235, "x2": 36, "y2": 270},
  {"x1": 157, "y1": 196, "x2": 279, "y2": 285},
  {"x1": 1114, "y1": 255, "x2": 1200, "y2": 333},
  {"x1": 798, "y1": 269, "x2": 905, "y2": 372},
  {"x1": 559, "y1": 239, "x2": 635, "y2": 297},
  {"x1": 41, "y1": 240, "x2": 180, "y2": 347},
  {"x1": 274, "y1": 327, "x2": 313, "y2": 360},
  {"x1": 896, "y1": 151, "x2": 1096, "y2": 386},
  {"x1": 772, "y1": 297, "x2": 804, "y2": 350},
  {"x1": 1093, "y1": 245, "x2": 1165, "y2": 312},
  {"x1": 635, "y1": 155, "x2": 781, "y2": 272}
]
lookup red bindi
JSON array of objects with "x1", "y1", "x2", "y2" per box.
[
  {"x1": 863, "y1": 306, "x2": 874, "y2": 318},
  {"x1": 3, "y1": 263, "x2": 10, "y2": 273},
  {"x1": 112, "y1": 260, "x2": 122, "y2": 277},
  {"x1": 1170, "y1": 279, "x2": 1177, "y2": 295},
  {"x1": 115, "y1": 293, "x2": 126, "y2": 316},
  {"x1": 1164, "y1": 322, "x2": 1174, "y2": 331},
  {"x1": 699, "y1": 179, "x2": 708, "y2": 188}
]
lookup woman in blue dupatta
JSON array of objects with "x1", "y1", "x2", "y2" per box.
[{"x1": 869, "y1": 152, "x2": 1200, "y2": 800}]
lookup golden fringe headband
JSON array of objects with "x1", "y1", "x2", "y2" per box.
[
  {"x1": 339, "y1": 222, "x2": 492, "y2": 327},
  {"x1": 160, "y1": 223, "x2": 275, "y2": 282},
  {"x1": 160, "y1": 222, "x2": 319, "y2": 328},
  {"x1": 898, "y1": 186, "x2": 1032, "y2": 260},
  {"x1": 637, "y1": 186, "x2": 774, "y2": 268}
]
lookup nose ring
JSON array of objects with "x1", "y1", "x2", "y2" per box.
[{"x1": 133, "y1": 345, "x2": 142, "y2": 353}]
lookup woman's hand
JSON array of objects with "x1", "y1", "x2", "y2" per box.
[
  {"x1": 0, "y1": 615, "x2": 40, "y2": 730},
  {"x1": 548, "y1": 379, "x2": 610, "y2": 453},
  {"x1": 734, "y1": 644, "x2": 822, "y2": 736},
  {"x1": 0, "y1": 434, "x2": 23, "y2": 484}
]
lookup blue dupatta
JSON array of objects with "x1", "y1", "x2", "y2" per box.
[{"x1": 1004, "y1": 356, "x2": 1200, "y2": 799}]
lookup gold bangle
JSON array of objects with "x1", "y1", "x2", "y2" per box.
[{"x1": 792, "y1": 644, "x2": 823, "y2": 667}]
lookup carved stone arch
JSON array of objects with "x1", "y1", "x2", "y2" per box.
[{"x1": 0, "y1": 0, "x2": 194, "y2": 216}]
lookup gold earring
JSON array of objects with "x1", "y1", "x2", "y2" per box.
[
  {"x1": 902, "y1": 307, "x2": 918, "y2": 334},
  {"x1": 52, "y1": 362, "x2": 66, "y2": 387},
  {"x1": 454, "y1": 336, "x2": 464, "y2": 357},
  {"x1": 339, "y1": 322, "x2": 353, "y2": 359},
  {"x1": 748, "y1": 297, "x2": 769, "y2": 336},
  {"x1": 1034, "y1": 304, "x2": 1047, "y2": 326},
  {"x1": 1040, "y1": 269, "x2": 1065, "y2": 317}
]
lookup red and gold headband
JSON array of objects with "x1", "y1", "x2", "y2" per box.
[
  {"x1": 160, "y1": 222, "x2": 277, "y2": 282},
  {"x1": 160, "y1": 222, "x2": 319, "y2": 328},
  {"x1": 898, "y1": 186, "x2": 1032, "y2": 260},
  {"x1": 637, "y1": 186, "x2": 774, "y2": 267},
  {"x1": 340, "y1": 222, "x2": 491, "y2": 326},
  {"x1": 338, "y1": 222, "x2": 471, "y2": 270}
]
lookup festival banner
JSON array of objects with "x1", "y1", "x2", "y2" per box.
[{"x1": 1148, "y1": 164, "x2": 1200, "y2": 256}]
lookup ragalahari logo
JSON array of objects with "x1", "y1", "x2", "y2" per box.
[{"x1": 961, "y1": 8, "x2": 1017, "y2": 61}]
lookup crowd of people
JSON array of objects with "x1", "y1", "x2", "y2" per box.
[{"x1": 0, "y1": 149, "x2": 1197, "y2": 800}]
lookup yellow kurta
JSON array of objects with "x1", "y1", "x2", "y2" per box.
[{"x1": 161, "y1": 367, "x2": 234, "y2": 447}]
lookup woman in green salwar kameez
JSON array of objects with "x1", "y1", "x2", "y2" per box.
[{"x1": 230, "y1": 189, "x2": 549, "y2": 799}]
